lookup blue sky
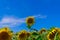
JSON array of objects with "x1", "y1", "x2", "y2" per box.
[{"x1": 0, "y1": 0, "x2": 60, "y2": 33}]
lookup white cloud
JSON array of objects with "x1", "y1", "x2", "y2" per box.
[
  {"x1": 0, "y1": 16, "x2": 25, "y2": 27},
  {"x1": 33, "y1": 14, "x2": 47, "y2": 19},
  {"x1": 0, "y1": 14, "x2": 47, "y2": 27}
]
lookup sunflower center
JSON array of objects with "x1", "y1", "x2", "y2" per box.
[
  {"x1": 27, "y1": 18, "x2": 34, "y2": 24},
  {"x1": 0, "y1": 32, "x2": 10, "y2": 40}
]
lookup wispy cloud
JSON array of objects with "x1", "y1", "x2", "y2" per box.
[
  {"x1": 0, "y1": 14, "x2": 47, "y2": 27},
  {"x1": 0, "y1": 16, "x2": 25, "y2": 27},
  {"x1": 33, "y1": 14, "x2": 47, "y2": 19}
]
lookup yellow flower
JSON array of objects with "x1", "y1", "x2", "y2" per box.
[
  {"x1": 47, "y1": 28, "x2": 58, "y2": 40},
  {"x1": 26, "y1": 16, "x2": 34, "y2": 27},
  {"x1": 17, "y1": 30, "x2": 29, "y2": 40},
  {"x1": 0, "y1": 27, "x2": 13, "y2": 40},
  {"x1": 39, "y1": 28, "x2": 46, "y2": 34}
]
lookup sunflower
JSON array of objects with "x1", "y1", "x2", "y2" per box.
[
  {"x1": 39, "y1": 28, "x2": 47, "y2": 34},
  {"x1": 26, "y1": 16, "x2": 34, "y2": 28},
  {"x1": 17, "y1": 30, "x2": 29, "y2": 40},
  {"x1": 47, "y1": 28, "x2": 58, "y2": 40},
  {"x1": 0, "y1": 27, "x2": 13, "y2": 40}
]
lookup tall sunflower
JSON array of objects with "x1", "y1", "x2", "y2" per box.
[
  {"x1": 26, "y1": 16, "x2": 35, "y2": 29},
  {"x1": 0, "y1": 27, "x2": 13, "y2": 40},
  {"x1": 17, "y1": 30, "x2": 29, "y2": 40}
]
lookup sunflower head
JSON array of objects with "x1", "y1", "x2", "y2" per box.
[
  {"x1": 39, "y1": 28, "x2": 46, "y2": 34},
  {"x1": 47, "y1": 28, "x2": 58, "y2": 40},
  {"x1": 26, "y1": 16, "x2": 35, "y2": 27},
  {"x1": 17, "y1": 30, "x2": 28, "y2": 40},
  {"x1": 0, "y1": 27, "x2": 13, "y2": 40}
]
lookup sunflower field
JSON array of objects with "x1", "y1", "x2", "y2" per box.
[{"x1": 0, "y1": 16, "x2": 60, "y2": 40}]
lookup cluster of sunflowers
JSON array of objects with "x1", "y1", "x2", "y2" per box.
[
  {"x1": 1, "y1": 27, "x2": 60, "y2": 40},
  {"x1": 0, "y1": 16, "x2": 60, "y2": 40}
]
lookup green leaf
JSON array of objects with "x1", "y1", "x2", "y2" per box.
[
  {"x1": 36, "y1": 36, "x2": 42, "y2": 40},
  {"x1": 32, "y1": 32, "x2": 38, "y2": 36}
]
